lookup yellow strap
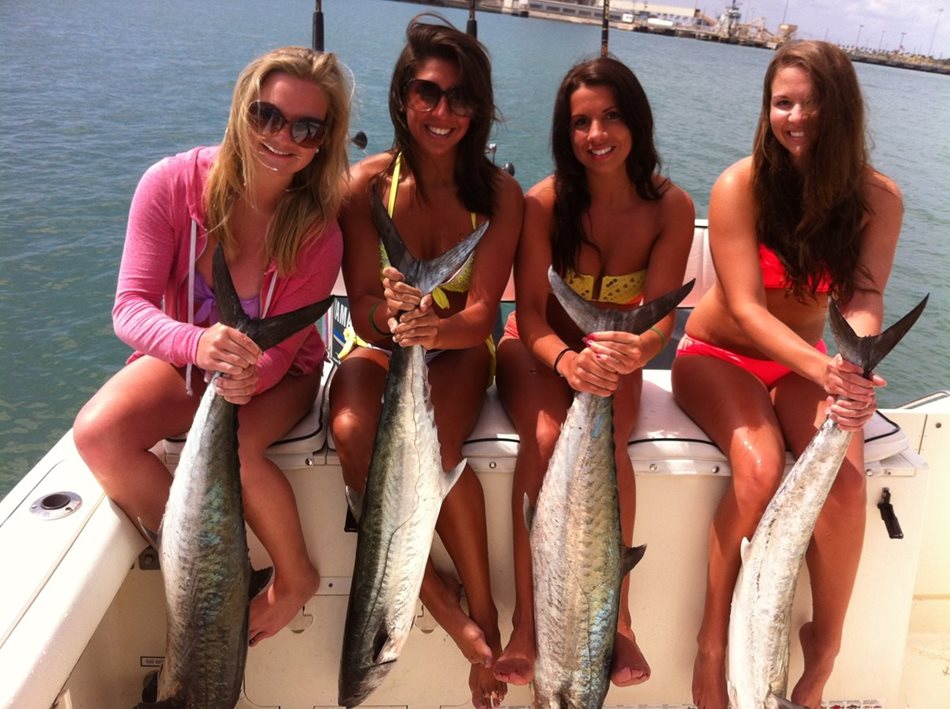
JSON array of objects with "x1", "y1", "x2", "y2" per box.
[{"x1": 385, "y1": 152, "x2": 477, "y2": 309}]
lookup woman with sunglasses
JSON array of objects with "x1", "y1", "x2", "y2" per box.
[
  {"x1": 493, "y1": 56, "x2": 694, "y2": 688},
  {"x1": 73, "y1": 46, "x2": 351, "y2": 646},
  {"x1": 328, "y1": 15, "x2": 522, "y2": 709}
]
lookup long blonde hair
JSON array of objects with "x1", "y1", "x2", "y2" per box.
[{"x1": 204, "y1": 46, "x2": 352, "y2": 275}]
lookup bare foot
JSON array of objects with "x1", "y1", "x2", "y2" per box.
[
  {"x1": 248, "y1": 564, "x2": 319, "y2": 646},
  {"x1": 790, "y1": 622, "x2": 835, "y2": 709},
  {"x1": 492, "y1": 617, "x2": 535, "y2": 685},
  {"x1": 611, "y1": 624, "x2": 651, "y2": 686},
  {"x1": 470, "y1": 659, "x2": 507, "y2": 708},
  {"x1": 692, "y1": 645, "x2": 729, "y2": 709},
  {"x1": 423, "y1": 572, "x2": 494, "y2": 665}
]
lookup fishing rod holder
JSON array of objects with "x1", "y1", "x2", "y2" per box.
[{"x1": 29, "y1": 490, "x2": 81, "y2": 521}]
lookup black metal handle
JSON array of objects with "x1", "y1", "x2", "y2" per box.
[{"x1": 877, "y1": 487, "x2": 904, "y2": 539}]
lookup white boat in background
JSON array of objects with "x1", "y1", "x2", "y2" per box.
[{"x1": 1, "y1": 223, "x2": 947, "y2": 708}]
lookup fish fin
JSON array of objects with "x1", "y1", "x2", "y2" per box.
[
  {"x1": 621, "y1": 544, "x2": 647, "y2": 575},
  {"x1": 442, "y1": 459, "x2": 467, "y2": 499},
  {"x1": 547, "y1": 267, "x2": 602, "y2": 333},
  {"x1": 370, "y1": 187, "x2": 488, "y2": 294},
  {"x1": 249, "y1": 566, "x2": 274, "y2": 599},
  {"x1": 829, "y1": 295, "x2": 928, "y2": 378},
  {"x1": 211, "y1": 244, "x2": 253, "y2": 332},
  {"x1": 768, "y1": 695, "x2": 808, "y2": 709},
  {"x1": 614, "y1": 279, "x2": 696, "y2": 335},
  {"x1": 739, "y1": 536, "x2": 752, "y2": 564},
  {"x1": 547, "y1": 267, "x2": 695, "y2": 335},
  {"x1": 212, "y1": 244, "x2": 333, "y2": 351},
  {"x1": 371, "y1": 626, "x2": 392, "y2": 665},
  {"x1": 522, "y1": 493, "x2": 535, "y2": 532},
  {"x1": 137, "y1": 518, "x2": 161, "y2": 550},
  {"x1": 344, "y1": 485, "x2": 363, "y2": 524}
]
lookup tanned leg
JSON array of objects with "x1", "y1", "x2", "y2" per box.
[
  {"x1": 672, "y1": 355, "x2": 787, "y2": 709},
  {"x1": 492, "y1": 336, "x2": 572, "y2": 686}
]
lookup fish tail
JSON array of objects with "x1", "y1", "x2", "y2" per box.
[
  {"x1": 369, "y1": 187, "x2": 488, "y2": 295},
  {"x1": 547, "y1": 267, "x2": 695, "y2": 335},
  {"x1": 211, "y1": 245, "x2": 333, "y2": 352},
  {"x1": 829, "y1": 295, "x2": 928, "y2": 377}
]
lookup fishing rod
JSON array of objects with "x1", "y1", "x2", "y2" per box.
[
  {"x1": 312, "y1": 0, "x2": 324, "y2": 52},
  {"x1": 467, "y1": 0, "x2": 478, "y2": 38},
  {"x1": 601, "y1": 0, "x2": 611, "y2": 56},
  {"x1": 310, "y1": 2, "x2": 368, "y2": 150}
]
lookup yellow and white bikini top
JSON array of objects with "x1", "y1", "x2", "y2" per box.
[{"x1": 378, "y1": 153, "x2": 478, "y2": 309}]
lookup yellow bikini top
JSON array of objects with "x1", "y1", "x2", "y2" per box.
[
  {"x1": 564, "y1": 267, "x2": 646, "y2": 304},
  {"x1": 379, "y1": 154, "x2": 478, "y2": 309}
]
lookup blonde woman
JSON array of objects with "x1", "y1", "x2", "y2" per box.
[{"x1": 74, "y1": 46, "x2": 351, "y2": 646}]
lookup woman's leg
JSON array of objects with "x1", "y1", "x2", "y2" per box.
[
  {"x1": 672, "y1": 355, "x2": 788, "y2": 709},
  {"x1": 327, "y1": 348, "x2": 390, "y2": 493},
  {"x1": 426, "y1": 343, "x2": 507, "y2": 708},
  {"x1": 240, "y1": 367, "x2": 323, "y2": 645},
  {"x1": 610, "y1": 372, "x2": 651, "y2": 686},
  {"x1": 492, "y1": 336, "x2": 573, "y2": 686},
  {"x1": 773, "y1": 377, "x2": 867, "y2": 709},
  {"x1": 73, "y1": 356, "x2": 201, "y2": 533}
]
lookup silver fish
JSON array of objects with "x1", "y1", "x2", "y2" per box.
[
  {"x1": 531, "y1": 269, "x2": 694, "y2": 708},
  {"x1": 338, "y1": 190, "x2": 489, "y2": 707},
  {"x1": 727, "y1": 296, "x2": 928, "y2": 709},
  {"x1": 138, "y1": 246, "x2": 331, "y2": 709}
]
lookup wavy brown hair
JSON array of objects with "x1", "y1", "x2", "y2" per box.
[
  {"x1": 550, "y1": 56, "x2": 667, "y2": 275},
  {"x1": 752, "y1": 40, "x2": 869, "y2": 302},
  {"x1": 386, "y1": 13, "x2": 500, "y2": 216},
  {"x1": 204, "y1": 46, "x2": 352, "y2": 275}
]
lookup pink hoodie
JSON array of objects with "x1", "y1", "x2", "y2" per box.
[{"x1": 113, "y1": 146, "x2": 342, "y2": 393}]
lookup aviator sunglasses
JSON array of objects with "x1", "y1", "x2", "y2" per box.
[
  {"x1": 404, "y1": 79, "x2": 476, "y2": 118},
  {"x1": 247, "y1": 101, "x2": 327, "y2": 148}
]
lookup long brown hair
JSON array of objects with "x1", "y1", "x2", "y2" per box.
[
  {"x1": 550, "y1": 56, "x2": 667, "y2": 275},
  {"x1": 752, "y1": 40, "x2": 869, "y2": 302},
  {"x1": 204, "y1": 46, "x2": 352, "y2": 275},
  {"x1": 386, "y1": 14, "x2": 500, "y2": 216}
]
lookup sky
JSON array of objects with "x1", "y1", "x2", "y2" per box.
[{"x1": 696, "y1": 0, "x2": 949, "y2": 58}]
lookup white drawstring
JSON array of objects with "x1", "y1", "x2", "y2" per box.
[{"x1": 184, "y1": 219, "x2": 197, "y2": 396}]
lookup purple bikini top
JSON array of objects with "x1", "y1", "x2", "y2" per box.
[{"x1": 193, "y1": 271, "x2": 261, "y2": 326}]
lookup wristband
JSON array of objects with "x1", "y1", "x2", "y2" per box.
[
  {"x1": 648, "y1": 326, "x2": 668, "y2": 348},
  {"x1": 369, "y1": 301, "x2": 389, "y2": 337},
  {"x1": 553, "y1": 347, "x2": 571, "y2": 377}
]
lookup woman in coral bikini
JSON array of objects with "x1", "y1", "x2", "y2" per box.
[
  {"x1": 493, "y1": 55, "x2": 694, "y2": 688},
  {"x1": 671, "y1": 41, "x2": 903, "y2": 709},
  {"x1": 327, "y1": 15, "x2": 522, "y2": 709}
]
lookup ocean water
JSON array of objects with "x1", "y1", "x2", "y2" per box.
[{"x1": 1, "y1": 0, "x2": 948, "y2": 496}]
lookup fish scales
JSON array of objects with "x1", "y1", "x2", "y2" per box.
[
  {"x1": 533, "y1": 393, "x2": 623, "y2": 706},
  {"x1": 158, "y1": 388, "x2": 249, "y2": 707}
]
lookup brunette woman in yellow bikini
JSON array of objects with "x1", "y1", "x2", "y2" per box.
[
  {"x1": 493, "y1": 56, "x2": 694, "y2": 687},
  {"x1": 328, "y1": 16, "x2": 522, "y2": 709}
]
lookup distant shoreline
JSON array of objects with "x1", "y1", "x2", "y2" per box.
[{"x1": 388, "y1": 0, "x2": 950, "y2": 76}]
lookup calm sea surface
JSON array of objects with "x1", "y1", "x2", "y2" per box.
[{"x1": 1, "y1": 0, "x2": 948, "y2": 496}]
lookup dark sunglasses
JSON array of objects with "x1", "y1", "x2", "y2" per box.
[
  {"x1": 404, "y1": 79, "x2": 475, "y2": 118},
  {"x1": 247, "y1": 101, "x2": 327, "y2": 148}
]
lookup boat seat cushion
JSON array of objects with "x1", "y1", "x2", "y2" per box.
[
  {"x1": 163, "y1": 366, "x2": 332, "y2": 461},
  {"x1": 324, "y1": 366, "x2": 908, "y2": 475}
]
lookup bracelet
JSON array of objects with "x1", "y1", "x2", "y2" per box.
[
  {"x1": 648, "y1": 326, "x2": 668, "y2": 348},
  {"x1": 553, "y1": 347, "x2": 571, "y2": 377},
  {"x1": 369, "y1": 301, "x2": 389, "y2": 337}
]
